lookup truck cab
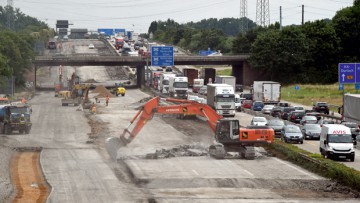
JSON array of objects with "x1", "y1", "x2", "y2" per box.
[
  {"x1": 207, "y1": 84, "x2": 236, "y2": 117},
  {"x1": 160, "y1": 73, "x2": 176, "y2": 94},
  {"x1": 320, "y1": 124, "x2": 355, "y2": 162},
  {"x1": 168, "y1": 77, "x2": 188, "y2": 99}
]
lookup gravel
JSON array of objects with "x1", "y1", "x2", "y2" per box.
[{"x1": 0, "y1": 145, "x2": 15, "y2": 203}]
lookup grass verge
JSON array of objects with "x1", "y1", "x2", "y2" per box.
[{"x1": 266, "y1": 140, "x2": 360, "y2": 191}]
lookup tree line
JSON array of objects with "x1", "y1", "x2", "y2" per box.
[
  {"x1": 0, "y1": 5, "x2": 52, "y2": 88},
  {"x1": 148, "y1": 1, "x2": 360, "y2": 84}
]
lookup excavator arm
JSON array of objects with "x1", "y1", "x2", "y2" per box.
[{"x1": 120, "y1": 96, "x2": 222, "y2": 145}]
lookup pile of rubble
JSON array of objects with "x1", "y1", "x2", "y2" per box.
[{"x1": 145, "y1": 144, "x2": 208, "y2": 159}]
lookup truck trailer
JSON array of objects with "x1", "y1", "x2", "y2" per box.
[
  {"x1": 215, "y1": 75, "x2": 236, "y2": 90},
  {"x1": 207, "y1": 84, "x2": 236, "y2": 117},
  {"x1": 252, "y1": 81, "x2": 281, "y2": 105},
  {"x1": 183, "y1": 68, "x2": 198, "y2": 87},
  {"x1": 343, "y1": 94, "x2": 360, "y2": 123},
  {"x1": 200, "y1": 68, "x2": 216, "y2": 85}
]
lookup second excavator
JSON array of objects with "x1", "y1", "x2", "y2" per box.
[{"x1": 108, "y1": 96, "x2": 274, "y2": 160}]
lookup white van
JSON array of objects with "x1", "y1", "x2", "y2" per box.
[
  {"x1": 234, "y1": 94, "x2": 245, "y2": 112},
  {"x1": 320, "y1": 124, "x2": 355, "y2": 162}
]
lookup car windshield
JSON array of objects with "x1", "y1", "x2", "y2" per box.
[
  {"x1": 304, "y1": 124, "x2": 321, "y2": 130},
  {"x1": 253, "y1": 117, "x2": 266, "y2": 122},
  {"x1": 285, "y1": 126, "x2": 301, "y2": 133},
  {"x1": 264, "y1": 105, "x2": 274, "y2": 109},
  {"x1": 317, "y1": 103, "x2": 328, "y2": 106},
  {"x1": 304, "y1": 116, "x2": 317, "y2": 120},
  {"x1": 284, "y1": 107, "x2": 295, "y2": 113},
  {"x1": 267, "y1": 120, "x2": 284, "y2": 126},
  {"x1": 10, "y1": 107, "x2": 30, "y2": 114},
  {"x1": 162, "y1": 80, "x2": 169, "y2": 85},
  {"x1": 295, "y1": 106, "x2": 304, "y2": 110},
  {"x1": 217, "y1": 95, "x2": 235, "y2": 102},
  {"x1": 342, "y1": 123, "x2": 358, "y2": 128},
  {"x1": 174, "y1": 82, "x2": 188, "y2": 88},
  {"x1": 328, "y1": 134, "x2": 353, "y2": 143}
]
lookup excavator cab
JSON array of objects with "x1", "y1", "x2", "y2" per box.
[{"x1": 215, "y1": 119, "x2": 240, "y2": 143}]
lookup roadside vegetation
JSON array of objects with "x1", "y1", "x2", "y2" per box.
[
  {"x1": 281, "y1": 84, "x2": 358, "y2": 109},
  {"x1": 0, "y1": 5, "x2": 52, "y2": 88},
  {"x1": 150, "y1": 1, "x2": 360, "y2": 85},
  {"x1": 268, "y1": 141, "x2": 360, "y2": 192}
]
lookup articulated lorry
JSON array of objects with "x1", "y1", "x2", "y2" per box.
[
  {"x1": 169, "y1": 76, "x2": 188, "y2": 99},
  {"x1": 207, "y1": 84, "x2": 236, "y2": 117},
  {"x1": 200, "y1": 68, "x2": 216, "y2": 85},
  {"x1": 252, "y1": 81, "x2": 281, "y2": 104},
  {"x1": 183, "y1": 68, "x2": 198, "y2": 87},
  {"x1": 215, "y1": 75, "x2": 236, "y2": 90},
  {"x1": 160, "y1": 73, "x2": 176, "y2": 94},
  {"x1": 342, "y1": 94, "x2": 360, "y2": 123}
]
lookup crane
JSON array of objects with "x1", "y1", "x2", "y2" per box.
[{"x1": 118, "y1": 96, "x2": 274, "y2": 159}]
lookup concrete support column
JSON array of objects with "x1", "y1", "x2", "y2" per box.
[
  {"x1": 136, "y1": 65, "x2": 145, "y2": 89},
  {"x1": 232, "y1": 63, "x2": 244, "y2": 85}
]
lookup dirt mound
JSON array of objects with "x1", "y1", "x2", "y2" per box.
[{"x1": 91, "y1": 85, "x2": 115, "y2": 98}]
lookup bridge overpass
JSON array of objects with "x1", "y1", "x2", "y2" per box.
[{"x1": 33, "y1": 54, "x2": 263, "y2": 87}]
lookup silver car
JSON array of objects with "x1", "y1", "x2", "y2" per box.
[
  {"x1": 251, "y1": 117, "x2": 268, "y2": 126},
  {"x1": 299, "y1": 116, "x2": 318, "y2": 125},
  {"x1": 281, "y1": 125, "x2": 303, "y2": 144},
  {"x1": 301, "y1": 124, "x2": 321, "y2": 140},
  {"x1": 261, "y1": 105, "x2": 275, "y2": 114}
]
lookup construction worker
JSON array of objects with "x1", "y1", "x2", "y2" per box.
[
  {"x1": 21, "y1": 97, "x2": 27, "y2": 104},
  {"x1": 105, "y1": 95, "x2": 109, "y2": 106},
  {"x1": 91, "y1": 103, "x2": 96, "y2": 114}
]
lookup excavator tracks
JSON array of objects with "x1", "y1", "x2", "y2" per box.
[{"x1": 10, "y1": 148, "x2": 50, "y2": 203}]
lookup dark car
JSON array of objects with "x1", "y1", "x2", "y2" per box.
[
  {"x1": 287, "y1": 111, "x2": 306, "y2": 123},
  {"x1": 301, "y1": 124, "x2": 321, "y2": 140},
  {"x1": 279, "y1": 102, "x2": 290, "y2": 107},
  {"x1": 240, "y1": 93, "x2": 253, "y2": 100},
  {"x1": 235, "y1": 84, "x2": 243, "y2": 92},
  {"x1": 313, "y1": 102, "x2": 329, "y2": 114},
  {"x1": 270, "y1": 106, "x2": 282, "y2": 118},
  {"x1": 267, "y1": 119, "x2": 285, "y2": 138},
  {"x1": 280, "y1": 107, "x2": 296, "y2": 120},
  {"x1": 306, "y1": 111, "x2": 321, "y2": 121},
  {"x1": 252, "y1": 101, "x2": 264, "y2": 111}
]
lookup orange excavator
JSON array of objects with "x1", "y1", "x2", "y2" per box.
[{"x1": 118, "y1": 96, "x2": 274, "y2": 159}]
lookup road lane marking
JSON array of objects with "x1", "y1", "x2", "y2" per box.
[
  {"x1": 226, "y1": 159, "x2": 254, "y2": 177},
  {"x1": 273, "y1": 157, "x2": 320, "y2": 179},
  {"x1": 305, "y1": 141, "x2": 318, "y2": 147},
  {"x1": 192, "y1": 169, "x2": 199, "y2": 176}
]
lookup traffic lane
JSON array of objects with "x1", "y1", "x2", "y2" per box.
[{"x1": 236, "y1": 111, "x2": 360, "y2": 171}]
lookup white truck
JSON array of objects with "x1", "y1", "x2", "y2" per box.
[
  {"x1": 215, "y1": 75, "x2": 236, "y2": 90},
  {"x1": 252, "y1": 81, "x2": 281, "y2": 104},
  {"x1": 192, "y1": 78, "x2": 204, "y2": 93},
  {"x1": 207, "y1": 84, "x2": 236, "y2": 117},
  {"x1": 160, "y1": 73, "x2": 176, "y2": 93},
  {"x1": 342, "y1": 94, "x2": 360, "y2": 123},
  {"x1": 169, "y1": 76, "x2": 188, "y2": 99}
]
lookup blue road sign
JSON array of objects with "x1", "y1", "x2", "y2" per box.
[
  {"x1": 339, "y1": 63, "x2": 356, "y2": 84},
  {"x1": 294, "y1": 85, "x2": 299, "y2": 91},
  {"x1": 339, "y1": 84, "x2": 344, "y2": 91},
  {"x1": 151, "y1": 46, "x2": 174, "y2": 66},
  {"x1": 356, "y1": 64, "x2": 360, "y2": 83},
  {"x1": 355, "y1": 84, "x2": 360, "y2": 91}
]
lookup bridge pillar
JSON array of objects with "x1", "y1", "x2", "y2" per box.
[{"x1": 136, "y1": 65, "x2": 145, "y2": 89}]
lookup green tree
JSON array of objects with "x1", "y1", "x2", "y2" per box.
[{"x1": 332, "y1": 3, "x2": 360, "y2": 61}]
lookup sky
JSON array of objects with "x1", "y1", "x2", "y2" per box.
[{"x1": 1, "y1": 0, "x2": 354, "y2": 33}]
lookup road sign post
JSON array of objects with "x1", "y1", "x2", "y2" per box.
[{"x1": 151, "y1": 46, "x2": 174, "y2": 67}]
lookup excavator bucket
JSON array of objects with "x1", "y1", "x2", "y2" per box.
[{"x1": 105, "y1": 129, "x2": 133, "y2": 160}]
